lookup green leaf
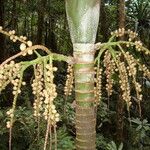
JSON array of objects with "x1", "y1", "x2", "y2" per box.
[
  {"x1": 118, "y1": 143, "x2": 123, "y2": 150},
  {"x1": 131, "y1": 118, "x2": 141, "y2": 125},
  {"x1": 136, "y1": 125, "x2": 142, "y2": 131}
]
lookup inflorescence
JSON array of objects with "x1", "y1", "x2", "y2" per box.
[
  {"x1": 0, "y1": 26, "x2": 150, "y2": 149},
  {"x1": 0, "y1": 26, "x2": 34, "y2": 56},
  {"x1": 64, "y1": 64, "x2": 74, "y2": 96},
  {"x1": 0, "y1": 27, "x2": 62, "y2": 150},
  {"x1": 95, "y1": 28, "x2": 150, "y2": 113},
  {"x1": 94, "y1": 67, "x2": 102, "y2": 105},
  {"x1": 111, "y1": 28, "x2": 149, "y2": 55}
]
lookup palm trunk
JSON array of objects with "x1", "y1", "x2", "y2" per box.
[
  {"x1": 74, "y1": 44, "x2": 96, "y2": 150},
  {"x1": 65, "y1": 1, "x2": 100, "y2": 149}
]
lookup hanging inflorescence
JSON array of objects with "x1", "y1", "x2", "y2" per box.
[
  {"x1": 0, "y1": 26, "x2": 150, "y2": 149},
  {"x1": 0, "y1": 61, "x2": 26, "y2": 128},
  {"x1": 94, "y1": 66, "x2": 102, "y2": 105},
  {"x1": 0, "y1": 27, "x2": 63, "y2": 150},
  {"x1": 32, "y1": 62, "x2": 60, "y2": 124},
  {"x1": 43, "y1": 60, "x2": 59, "y2": 125},
  {"x1": 103, "y1": 51, "x2": 116, "y2": 97},
  {"x1": 0, "y1": 61, "x2": 22, "y2": 93},
  {"x1": 0, "y1": 60, "x2": 26, "y2": 150},
  {"x1": 95, "y1": 28, "x2": 150, "y2": 114},
  {"x1": 116, "y1": 54, "x2": 132, "y2": 110},
  {"x1": 111, "y1": 28, "x2": 149, "y2": 55},
  {"x1": 64, "y1": 64, "x2": 74, "y2": 96},
  {"x1": 32, "y1": 64, "x2": 44, "y2": 118}
]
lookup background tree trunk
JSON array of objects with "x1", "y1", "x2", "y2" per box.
[
  {"x1": 118, "y1": 0, "x2": 125, "y2": 29},
  {"x1": 12, "y1": 0, "x2": 18, "y2": 30},
  {"x1": 36, "y1": 0, "x2": 47, "y2": 44},
  {"x1": 0, "y1": 0, "x2": 5, "y2": 63},
  {"x1": 116, "y1": 0, "x2": 126, "y2": 143},
  {"x1": 99, "y1": 0, "x2": 109, "y2": 42},
  {"x1": 46, "y1": 17, "x2": 57, "y2": 52}
]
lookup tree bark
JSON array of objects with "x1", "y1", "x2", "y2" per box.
[
  {"x1": 116, "y1": 0, "x2": 126, "y2": 143},
  {"x1": 99, "y1": 0, "x2": 109, "y2": 42},
  {"x1": 0, "y1": 0, "x2": 5, "y2": 63},
  {"x1": 12, "y1": 0, "x2": 18, "y2": 30},
  {"x1": 47, "y1": 18, "x2": 57, "y2": 52},
  {"x1": 36, "y1": 0, "x2": 47, "y2": 44},
  {"x1": 118, "y1": 0, "x2": 125, "y2": 29}
]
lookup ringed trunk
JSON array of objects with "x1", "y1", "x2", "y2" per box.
[
  {"x1": 65, "y1": 1, "x2": 100, "y2": 149},
  {"x1": 74, "y1": 44, "x2": 96, "y2": 150}
]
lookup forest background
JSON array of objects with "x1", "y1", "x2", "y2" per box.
[{"x1": 0, "y1": 0, "x2": 150, "y2": 150}]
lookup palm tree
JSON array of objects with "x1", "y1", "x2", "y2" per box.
[{"x1": 66, "y1": 0, "x2": 100, "y2": 149}]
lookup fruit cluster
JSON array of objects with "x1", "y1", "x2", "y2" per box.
[{"x1": 64, "y1": 64, "x2": 74, "y2": 96}]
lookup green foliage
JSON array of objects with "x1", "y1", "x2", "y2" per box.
[
  {"x1": 107, "y1": 141, "x2": 123, "y2": 150},
  {"x1": 56, "y1": 126, "x2": 75, "y2": 150},
  {"x1": 131, "y1": 118, "x2": 150, "y2": 132},
  {"x1": 127, "y1": 0, "x2": 150, "y2": 47},
  {"x1": 97, "y1": 101, "x2": 116, "y2": 127},
  {"x1": 0, "y1": 106, "x2": 75, "y2": 150},
  {"x1": 96, "y1": 134, "x2": 108, "y2": 150},
  {"x1": 130, "y1": 118, "x2": 150, "y2": 143}
]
